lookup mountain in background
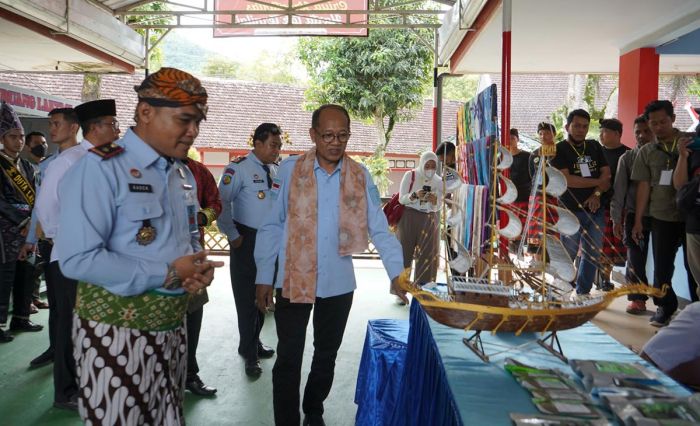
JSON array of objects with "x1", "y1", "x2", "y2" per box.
[{"x1": 160, "y1": 32, "x2": 218, "y2": 75}]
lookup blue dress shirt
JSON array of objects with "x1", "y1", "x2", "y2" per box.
[
  {"x1": 254, "y1": 155, "x2": 404, "y2": 298},
  {"x1": 56, "y1": 129, "x2": 201, "y2": 296},
  {"x1": 217, "y1": 151, "x2": 278, "y2": 240}
]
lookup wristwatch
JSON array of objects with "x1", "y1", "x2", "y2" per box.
[{"x1": 593, "y1": 190, "x2": 602, "y2": 197}]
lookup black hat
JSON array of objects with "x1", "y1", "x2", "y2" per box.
[
  {"x1": 74, "y1": 99, "x2": 117, "y2": 124},
  {"x1": 599, "y1": 118, "x2": 623, "y2": 133}
]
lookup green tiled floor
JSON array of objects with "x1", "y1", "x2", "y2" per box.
[{"x1": 0, "y1": 257, "x2": 409, "y2": 426}]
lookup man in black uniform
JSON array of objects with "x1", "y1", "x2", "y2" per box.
[{"x1": 551, "y1": 109, "x2": 611, "y2": 297}]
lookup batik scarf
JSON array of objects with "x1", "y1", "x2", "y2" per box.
[{"x1": 283, "y1": 148, "x2": 368, "y2": 303}]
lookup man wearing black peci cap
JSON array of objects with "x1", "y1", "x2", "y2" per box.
[{"x1": 74, "y1": 99, "x2": 120, "y2": 147}]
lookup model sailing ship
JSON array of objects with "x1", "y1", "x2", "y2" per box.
[{"x1": 396, "y1": 86, "x2": 664, "y2": 361}]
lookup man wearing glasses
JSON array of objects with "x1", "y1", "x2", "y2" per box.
[
  {"x1": 255, "y1": 105, "x2": 405, "y2": 426},
  {"x1": 33, "y1": 99, "x2": 119, "y2": 410}
]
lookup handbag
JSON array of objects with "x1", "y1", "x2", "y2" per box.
[{"x1": 383, "y1": 171, "x2": 415, "y2": 227}]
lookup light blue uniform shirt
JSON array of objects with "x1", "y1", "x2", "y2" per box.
[
  {"x1": 254, "y1": 156, "x2": 404, "y2": 298},
  {"x1": 56, "y1": 129, "x2": 201, "y2": 297},
  {"x1": 217, "y1": 151, "x2": 278, "y2": 240},
  {"x1": 26, "y1": 154, "x2": 56, "y2": 245}
]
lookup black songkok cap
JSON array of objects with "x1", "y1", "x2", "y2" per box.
[{"x1": 74, "y1": 99, "x2": 117, "y2": 124}]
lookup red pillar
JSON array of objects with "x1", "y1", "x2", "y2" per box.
[{"x1": 618, "y1": 48, "x2": 659, "y2": 148}]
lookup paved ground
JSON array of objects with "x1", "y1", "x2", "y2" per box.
[{"x1": 0, "y1": 257, "x2": 669, "y2": 425}]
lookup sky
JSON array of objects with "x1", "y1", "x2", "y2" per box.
[{"x1": 178, "y1": 28, "x2": 297, "y2": 63}]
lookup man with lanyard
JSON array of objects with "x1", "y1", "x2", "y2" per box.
[
  {"x1": 19, "y1": 131, "x2": 49, "y2": 314},
  {"x1": 183, "y1": 156, "x2": 221, "y2": 396},
  {"x1": 551, "y1": 109, "x2": 611, "y2": 297},
  {"x1": 218, "y1": 122, "x2": 281, "y2": 377},
  {"x1": 611, "y1": 115, "x2": 655, "y2": 315},
  {"x1": 631, "y1": 100, "x2": 698, "y2": 327},
  {"x1": 0, "y1": 101, "x2": 40, "y2": 342},
  {"x1": 255, "y1": 105, "x2": 405, "y2": 426},
  {"x1": 34, "y1": 101, "x2": 118, "y2": 410},
  {"x1": 598, "y1": 118, "x2": 630, "y2": 292},
  {"x1": 56, "y1": 68, "x2": 223, "y2": 424}
]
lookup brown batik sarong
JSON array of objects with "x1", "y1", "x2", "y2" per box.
[{"x1": 72, "y1": 314, "x2": 188, "y2": 426}]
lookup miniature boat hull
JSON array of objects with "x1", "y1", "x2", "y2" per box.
[{"x1": 409, "y1": 285, "x2": 665, "y2": 335}]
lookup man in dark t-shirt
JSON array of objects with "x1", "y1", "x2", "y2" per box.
[
  {"x1": 508, "y1": 129, "x2": 531, "y2": 252},
  {"x1": 550, "y1": 109, "x2": 611, "y2": 296},
  {"x1": 598, "y1": 118, "x2": 630, "y2": 291}
]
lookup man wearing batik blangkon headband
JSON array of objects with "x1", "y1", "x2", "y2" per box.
[{"x1": 56, "y1": 68, "x2": 224, "y2": 426}]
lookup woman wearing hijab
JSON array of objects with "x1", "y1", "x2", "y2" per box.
[{"x1": 394, "y1": 151, "x2": 443, "y2": 301}]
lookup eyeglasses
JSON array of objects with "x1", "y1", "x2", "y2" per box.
[
  {"x1": 316, "y1": 130, "x2": 351, "y2": 144},
  {"x1": 97, "y1": 120, "x2": 120, "y2": 130}
]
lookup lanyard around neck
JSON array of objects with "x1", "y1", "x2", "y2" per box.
[{"x1": 568, "y1": 140, "x2": 586, "y2": 159}]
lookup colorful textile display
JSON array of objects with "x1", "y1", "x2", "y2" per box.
[{"x1": 452, "y1": 84, "x2": 499, "y2": 257}]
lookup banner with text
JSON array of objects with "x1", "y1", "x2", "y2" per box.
[
  {"x1": 213, "y1": 0, "x2": 368, "y2": 37},
  {"x1": 0, "y1": 83, "x2": 78, "y2": 117}
]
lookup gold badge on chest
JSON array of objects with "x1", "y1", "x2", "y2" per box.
[
  {"x1": 136, "y1": 220, "x2": 157, "y2": 245},
  {"x1": 257, "y1": 190, "x2": 266, "y2": 200}
]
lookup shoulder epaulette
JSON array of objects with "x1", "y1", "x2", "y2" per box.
[
  {"x1": 232, "y1": 156, "x2": 247, "y2": 164},
  {"x1": 90, "y1": 142, "x2": 125, "y2": 160}
]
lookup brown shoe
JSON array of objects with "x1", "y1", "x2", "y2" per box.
[
  {"x1": 626, "y1": 300, "x2": 646, "y2": 315},
  {"x1": 33, "y1": 299, "x2": 49, "y2": 309}
]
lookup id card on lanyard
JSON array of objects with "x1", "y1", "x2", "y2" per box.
[
  {"x1": 658, "y1": 138, "x2": 677, "y2": 186},
  {"x1": 570, "y1": 141, "x2": 592, "y2": 177}
]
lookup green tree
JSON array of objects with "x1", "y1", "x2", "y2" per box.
[
  {"x1": 441, "y1": 74, "x2": 479, "y2": 102},
  {"x1": 126, "y1": 2, "x2": 169, "y2": 70},
  {"x1": 202, "y1": 57, "x2": 240, "y2": 78},
  {"x1": 237, "y1": 50, "x2": 301, "y2": 85},
  {"x1": 298, "y1": 29, "x2": 433, "y2": 151}
]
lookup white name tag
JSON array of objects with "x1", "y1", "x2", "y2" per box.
[
  {"x1": 579, "y1": 163, "x2": 591, "y2": 178},
  {"x1": 659, "y1": 169, "x2": 673, "y2": 186}
]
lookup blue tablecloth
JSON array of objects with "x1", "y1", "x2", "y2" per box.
[
  {"x1": 356, "y1": 299, "x2": 690, "y2": 426},
  {"x1": 355, "y1": 319, "x2": 409, "y2": 426}
]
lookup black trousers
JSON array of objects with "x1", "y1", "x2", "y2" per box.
[
  {"x1": 0, "y1": 260, "x2": 33, "y2": 323},
  {"x1": 47, "y1": 261, "x2": 77, "y2": 403},
  {"x1": 650, "y1": 218, "x2": 699, "y2": 314},
  {"x1": 624, "y1": 213, "x2": 652, "y2": 302},
  {"x1": 38, "y1": 241, "x2": 55, "y2": 351},
  {"x1": 231, "y1": 223, "x2": 265, "y2": 362},
  {"x1": 272, "y1": 290, "x2": 353, "y2": 426},
  {"x1": 186, "y1": 306, "x2": 203, "y2": 379}
]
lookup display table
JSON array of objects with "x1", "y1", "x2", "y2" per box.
[{"x1": 355, "y1": 300, "x2": 689, "y2": 426}]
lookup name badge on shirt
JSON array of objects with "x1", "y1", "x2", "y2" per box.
[
  {"x1": 187, "y1": 204, "x2": 198, "y2": 232},
  {"x1": 659, "y1": 169, "x2": 673, "y2": 186},
  {"x1": 129, "y1": 183, "x2": 153, "y2": 193},
  {"x1": 270, "y1": 178, "x2": 281, "y2": 200},
  {"x1": 579, "y1": 163, "x2": 591, "y2": 178}
]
